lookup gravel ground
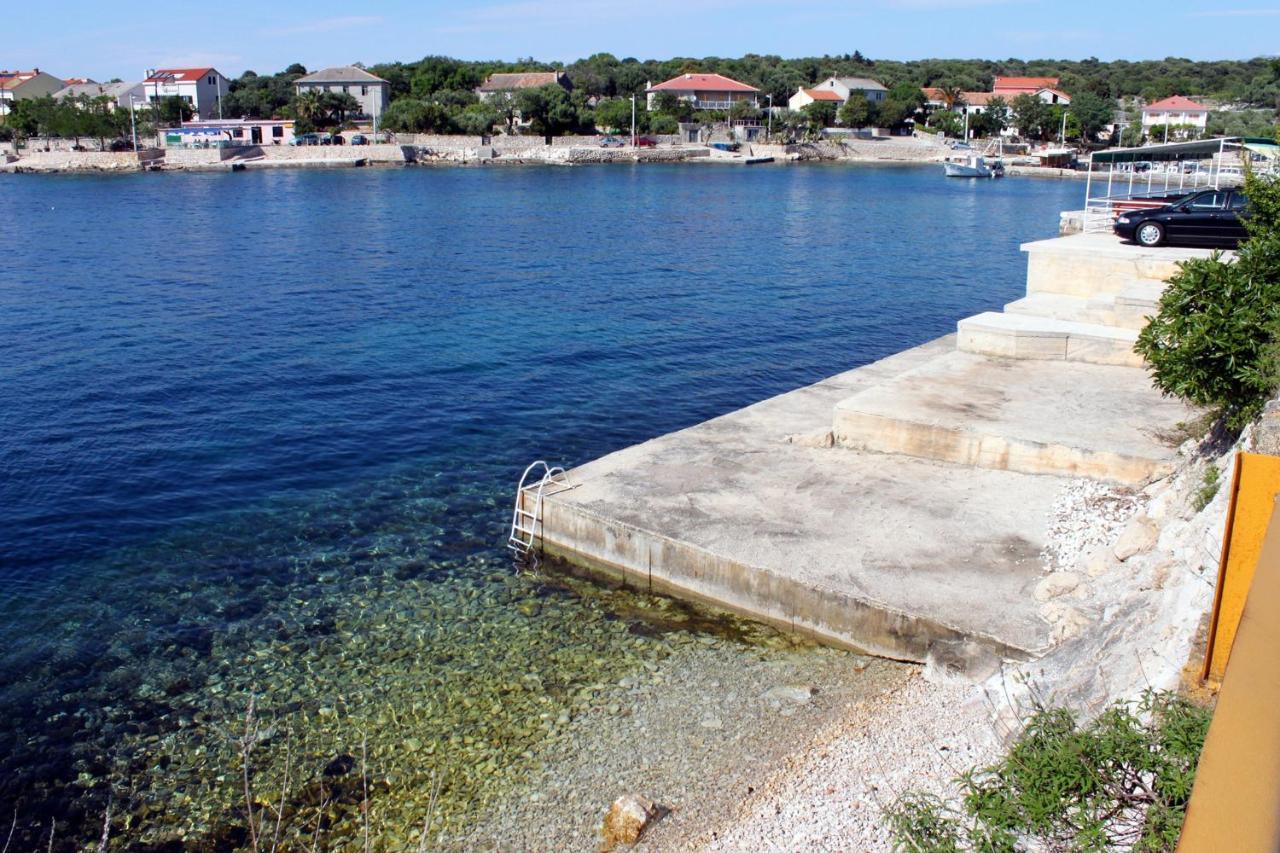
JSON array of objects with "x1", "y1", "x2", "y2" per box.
[
  {"x1": 695, "y1": 676, "x2": 1000, "y2": 851},
  {"x1": 457, "y1": 636, "x2": 913, "y2": 850}
]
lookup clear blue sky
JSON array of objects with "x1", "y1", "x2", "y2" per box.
[{"x1": 11, "y1": 0, "x2": 1277, "y2": 81}]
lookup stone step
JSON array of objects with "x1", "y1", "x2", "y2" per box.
[
  {"x1": 957, "y1": 311, "x2": 1142, "y2": 367},
  {"x1": 1004, "y1": 291, "x2": 1155, "y2": 333},
  {"x1": 832, "y1": 350, "x2": 1189, "y2": 484},
  {"x1": 1022, "y1": 234, "x2": 1213, "y2": 299}
]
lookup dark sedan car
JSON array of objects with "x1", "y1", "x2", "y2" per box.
[{"x1": 1114, "y1": 188, "x2": 1250, "y2": 248}]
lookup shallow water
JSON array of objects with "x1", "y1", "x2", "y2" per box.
[{"x1": 0, "y1": 164, "x2": 1079, "y2": 847}]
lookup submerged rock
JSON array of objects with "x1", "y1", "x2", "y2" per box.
[{"x1": 600, "y1": 793, "x2": 661, "y2": 849}]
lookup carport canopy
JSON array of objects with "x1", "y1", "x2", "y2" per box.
[{"x1": 1091, "y1": 136, "x2": 1276, "y2": 164}]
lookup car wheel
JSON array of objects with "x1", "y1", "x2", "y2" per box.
[{"x1": 1136, "y1": 222, "x2": 1164, "y2": 247}]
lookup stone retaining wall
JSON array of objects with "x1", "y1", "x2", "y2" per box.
[
  {"x1": 255, "y1": 144, "x2": 407, "y2": 163},
  {"x1": 6, "y1": 151, "x2": 141, "y2": 172}
]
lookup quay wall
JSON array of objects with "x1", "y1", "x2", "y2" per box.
[{"x1": 5, "y1": 151, "x2": 142, "y2": 171}]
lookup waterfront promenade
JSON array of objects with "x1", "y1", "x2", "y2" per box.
[{"x1": 536, "y1": 234, "x2": 1206, "y2": 670}]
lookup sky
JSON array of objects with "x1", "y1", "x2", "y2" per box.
[{"x1": 8, "y1": 0, "x2": 1278, "y2": 82}]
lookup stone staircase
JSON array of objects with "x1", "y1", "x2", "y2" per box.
[{"x1": 833, "y1": 235, "x2": 1196, "y2": 485}]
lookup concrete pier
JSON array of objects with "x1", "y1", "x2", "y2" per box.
[{"x1": 535, "y1": 235, "x2": 1215, "y2": 667}]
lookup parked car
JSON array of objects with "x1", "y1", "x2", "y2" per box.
[
  {"x1": 349, "y1": 134, "x2": 369, "y2": 145},
  {"x1": 599, "y1": 136, "x2": 624, "y2": 148},
  {"x1": 634, "y1": 136, "x2": 659, "y2": 148},
  {"x1": 290, "y1": 133, "x2": 327, "y2": 146},
  {"x1": 1113, "y1": 188, "x2": 1250, "y2": 248}
]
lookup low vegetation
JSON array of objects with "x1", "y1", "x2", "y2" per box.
[
  {"x1": 886, "y1": 691, "x2": 1212, "y2": 852},
  {"x1": 1135, "y1": 167, "x2": 1280, "y2": 428}
]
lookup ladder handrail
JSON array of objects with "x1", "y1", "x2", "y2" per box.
[{"x1": 507, "y1": 460, "x2": 572, "y2": 566}]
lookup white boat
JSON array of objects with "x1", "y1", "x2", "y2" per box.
[{"x1": 944, "y1": 154, "x2": 1003, "y2": 178}]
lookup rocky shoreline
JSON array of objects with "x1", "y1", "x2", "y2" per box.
[{"x1": 1, "y1": 136, "x2": 964, "y2": 175}]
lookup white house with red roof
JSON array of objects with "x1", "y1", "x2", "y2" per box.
[
  {"x1": 646, "y1": 73, "x2": 759, "y2": 111},
  {"x1": 1142, "y1": 96, "x2": 1209, "y2": 133},
  {"x1": 991, "y1": 76, "x2": 1070, "y2": 106},
  {"x1": 143, "y1": 68, "x2": 230, "y2": 120},
  {"x1": 789, "y1": 76, "x2": 887, "y2": 111},
  {"x1": 788, "y1": 87, "x2": 842, "y2": 112}
]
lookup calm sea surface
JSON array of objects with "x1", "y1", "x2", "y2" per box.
[{"x1": 0, "y1": 164, "x2": 1079, "y2": 846}]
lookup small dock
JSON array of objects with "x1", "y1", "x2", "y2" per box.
[{"x1": 533, "y1": 235, "x2": 1216, "y2": 670}]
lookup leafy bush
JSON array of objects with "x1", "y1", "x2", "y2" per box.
[
  {"x1": 1135, "y1": 170, "x2": 1280, "y2": 428},
  {"x1": 886, "y1": 691, "x2": 1212, "y2": 852}
]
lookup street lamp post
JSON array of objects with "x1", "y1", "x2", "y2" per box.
[
  {"x1": 129, "y1": 96, "x2": 139, "y2": 151},
  {"x1": 630, "y1": 94, "x2": 636, "y2": 146},
  {"x1": 767, "y1": 93, "x2": 773, "y2": 141}
]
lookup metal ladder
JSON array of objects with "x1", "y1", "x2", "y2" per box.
[{"x1": 507, "y1": 461, "x2": 571, "y2": 569}]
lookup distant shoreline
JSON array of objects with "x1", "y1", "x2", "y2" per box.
[{"x1": 2, "y1": 140, "x2": 1093, "y2": 180}]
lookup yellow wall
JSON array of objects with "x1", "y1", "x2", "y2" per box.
[
  {"x1": 1180, "y1": 494, "x2": 1280, "y2": 850},
  {"x1": 1203, "y1": 452, "x2": 1280, "y2": 682}
]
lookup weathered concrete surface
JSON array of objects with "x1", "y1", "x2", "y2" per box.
[
  {"x1": 832, "y1": 350, "x2": 1193, "y2": 484},
  {"x1": 1023, "y1": 233, "x2": 1222, "y2": 298},
  {"x1": 539, "y1": 337, "x2": 1060, "y2": 664},
  {"x1": 957, "y1": 311, "x2": 1142, "y2": 367}
]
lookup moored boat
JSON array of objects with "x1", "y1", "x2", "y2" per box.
[{"x1": 943, "y1": 154, "x2": 1003, "y2": 178}]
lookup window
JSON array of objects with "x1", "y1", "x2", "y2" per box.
[
  {"x1": 1229, "y1": 193, "x2": 1248, "y2": 211},
  {"x1": 1188, "y1": 192, "x2": 1227, "y2": 211},
  {"x1": 233, "y1": 128, "x2": 243, "y2": 138},
  {"x1": 272, "y1": 126, "x2": 283, "y2": 138},
  {"x1": 207, "y1": 76, "x2": 214, "y2": 85},
  {"x1": 342, "y1": 85, "x2": 349, "y2": 93},
  {"x1": 361, "y1": 85, "x2": 368, "y2": 96}
]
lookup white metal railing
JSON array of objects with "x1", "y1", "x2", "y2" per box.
[{"x1": 507, "y1": 461, "x2": 573, "y2": 569}]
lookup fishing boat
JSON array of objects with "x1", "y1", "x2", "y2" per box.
[{"x1": 943, "y1": 155, "x2": 1003, "y2": 178}]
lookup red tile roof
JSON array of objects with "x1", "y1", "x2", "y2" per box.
[
  {"x1": 805, "y1": 88, "x2": 843, "y2": 101},
  {"x1": 1143, "y1": 95, "x2": 1208, "y2": 112},
  {"x1": 144, "y1": 68, "x2": 215, "y2": 83},
  {"x1": 993, "y1": 76, "x2": 1059, "y2": 92},
  {"x1": 648, "y1": 73, "x2": 759, "y2": 93},
  {"x1": 961, "y1": 91, "x2": 1002, "y2": 105}
]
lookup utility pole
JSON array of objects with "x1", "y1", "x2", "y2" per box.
[
  {"x1": 217, "y1": 73, "x2": 223, "y2": 120},
  {"x1": 129, "y1": 96, "x2": 138, "y2": 151},
  {"x1": 630, "y1": 94, "x2": 636, "y2": 146},
  {"x1": 1060, "y1": 110, "x2": 1067, "y2": 145},
  {"x1": 767, "y1": 93, "x2": 773, "y2": 141}
]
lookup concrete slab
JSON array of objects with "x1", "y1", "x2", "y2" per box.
[
  {"x1": 957, "y1": 311, "x2": 1141, "y2": 367},
  {"x1": 1022, "y1": 233, "x2": 1223, "y2": 298},
  {"x1": 832, "y1": 350, "x2": 1192, "y2": 484},
  {"x1": 537, "y1": 338, "x2": 1059, "y2": 664}
]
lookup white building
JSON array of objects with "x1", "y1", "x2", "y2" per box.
[
  {"x1": 1142, "y1": 96, "x2": 1209, "y2": 133},
  {"x1": 143, "y1": 68, "x2": 230, "y2": 120},
  {"x1": 788, "y1": 87, "x2": 843, "y2": 112},
  {"x1": 294, "y1": 66, "x2": 391, "y2": 122},
  {"x1": 809, "y1": 76, "x2": 887, "y2": 108}
]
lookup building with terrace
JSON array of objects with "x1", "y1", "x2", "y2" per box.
[
  {"x1": 143, "y1": 68, "x2": 230, "y2": 120},
  {"x1": 646, "y1": 73, "x2": 759, "y2": 111}
]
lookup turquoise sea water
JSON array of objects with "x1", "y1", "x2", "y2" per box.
[{"x1": 0, "y1": 164, "x2": 1079, "y2": 846}]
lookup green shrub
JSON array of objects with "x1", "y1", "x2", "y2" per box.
[
  {"x1": 1135, "y1": 171, "x2": 1280, "y2": 428},
  {"x1": 1194, "y1": 465, "x2": 1221, "y2": 511},
  {"x1": 886, "y1": 691, "x2": 1212, "y2": 852}
]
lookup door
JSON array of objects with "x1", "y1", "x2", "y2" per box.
[
  {"x1": 251, "y1": 126, "x2": 262, "y2": 144},
  {"x1": 1224, "y1": 191, "x2": 1250, "y2": 245},
  {"x1": 1172, "y1": 191, "x2": 1228, "y2": 244}
]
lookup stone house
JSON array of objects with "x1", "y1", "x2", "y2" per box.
[{"x1": 294, "y1": 66, "x2": 391, "y2": 122}]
